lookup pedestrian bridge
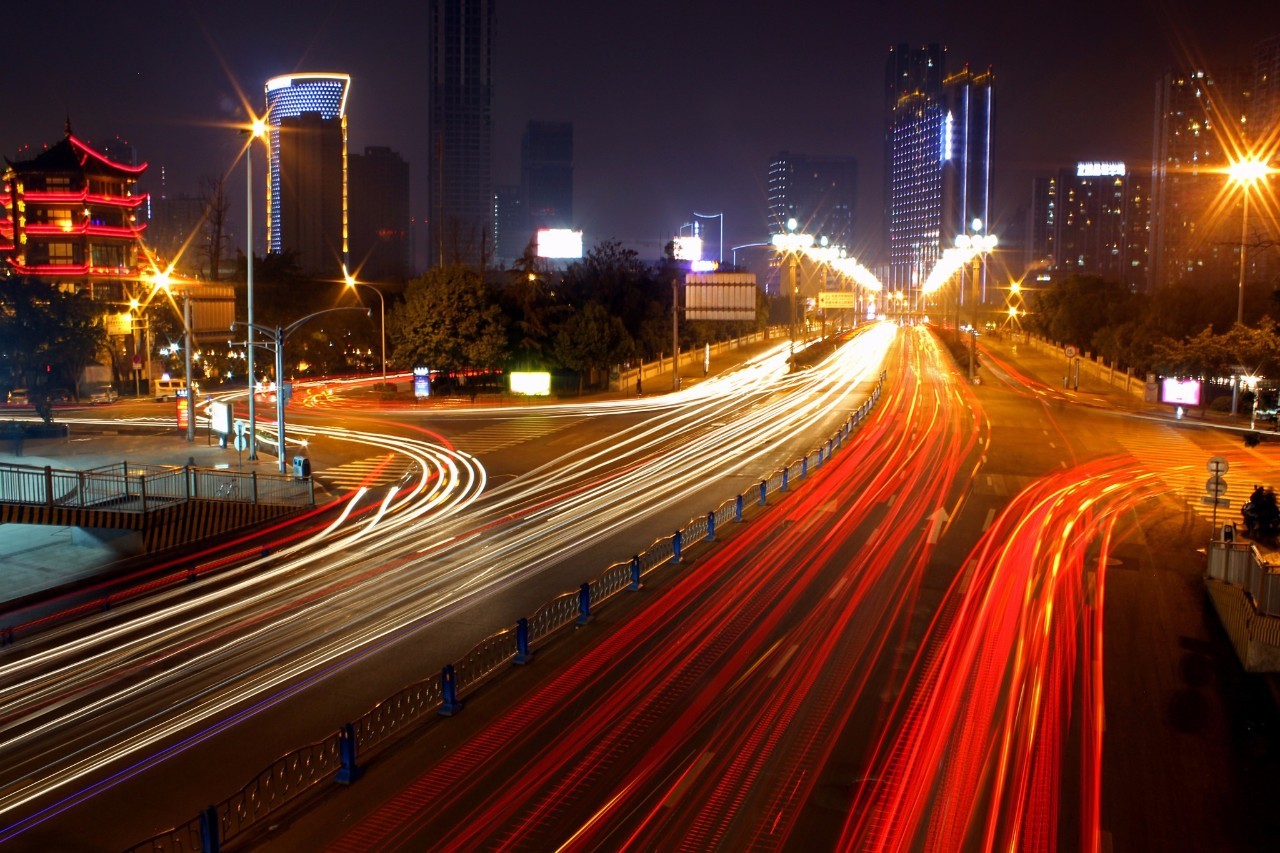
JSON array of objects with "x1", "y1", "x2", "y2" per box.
[{"x1": 0, "y1": 461, "x2": 314, "y2": 554}]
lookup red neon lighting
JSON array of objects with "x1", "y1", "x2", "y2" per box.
[
  {"x1": 68, "y1": 135, "x2": 148, "y2": 174},
  {"x1": 20, "y1": 190, "x2": 147, "y2": 208},
  {"x1": 23, "y1": 223, "x2": 147, "y2": 238},
  {"x1": 8, "y1": 259, "x2": 143, "y2": 277}
]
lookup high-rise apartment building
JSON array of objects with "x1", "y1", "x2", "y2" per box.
[
  {"x1": 493, "y1": 184, "x2": 526, "y2": 264},
  {"x1": 428, "y1": 0, "x2": 494, "y2": 269},
  {"x1": 349, "y1": 146, "x2": 411, "y2": 282},
  {"x1": 263, "y1": 73, "x2": 350, "y2": 277},
  {"x1": 885, "y1": 45, "x2": 994, "y2": 299},
  {"x1": 1028, "y1": 162, "x2": 1149, "y2": 291},
  {"x1": 1149, "y1": 67, "x2": 1252, "y2": 291},
  {"x1": 766, "y1": 152, "x2": 857, "y2": 244}
]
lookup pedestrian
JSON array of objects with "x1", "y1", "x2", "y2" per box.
[{"x1": 636, "y1": 376, "x2": 643, "y2": 396}]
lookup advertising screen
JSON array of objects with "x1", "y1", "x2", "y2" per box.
[{"x1": 1160, "y1": 377, "x2": 1201, "y2": 406}]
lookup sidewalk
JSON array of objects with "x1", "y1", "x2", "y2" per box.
[{"x1": 0, "y1": 424, "x2": 307, "y2": 606}]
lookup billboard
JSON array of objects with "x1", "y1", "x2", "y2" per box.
[
  {"x1": 1160, "y1": 377, "x2": 1201, "y2": 406},
  {"x1": 536, "y1": 229, "x2": 584, "y2": 259},
  {"x1": 818, "y1": 291, "x2": 858, "y2": 309},
  {"x1": 684, "y1": 273, "x2": 757, "y2": 322}
]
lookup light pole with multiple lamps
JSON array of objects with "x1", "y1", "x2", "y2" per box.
[
  {"x1": 772, "y1": 218, "x2": 814, "y2": 372},
  {"x1": 1225, "y1": 156, "x2": 1274, "y2": 414},
  {"x1": 955, "y1": 220, "x2": 998, "y2": 384},
  {"x1": 233, "y1": 306, "x2": 369, "y2": 473},
  {"x1": 344, "y1": 269, "x2": 387, "y2": 388}
]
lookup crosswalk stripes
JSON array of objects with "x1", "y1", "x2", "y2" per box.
[
  {"x1": 317, "y1": 454, "x2": 419, "y2": 490},
  {"x1": 1116, "y1": 430, "x2": 1251, "y2": 526},
  {"x1": 450, "y1": 416, "x2": 584, "y2": 454}
]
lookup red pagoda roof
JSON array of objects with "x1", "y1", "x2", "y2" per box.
[{"x1": 5, "y1": 132, "x2": 147, "y2": 177}]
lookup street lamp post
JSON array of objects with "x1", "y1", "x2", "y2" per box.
[
  {"x1": 344, "y1": 270, "x2": 387, "y2": 388},
  {"x1": 955, "y1": 221, "x2": 998, "y2": 384},
  {"x1": 234, "y1": 306, "x2": 369, "y2": 473},
  {"x1": 244, "y1": 117, "x2": 267, "y2": 460},
  {"x1": 1226, "y1": 158, "x2": 1272, "y2": 414},
  {"x1": 771, "y1": 219, "x2": 814, "y2": 373}
]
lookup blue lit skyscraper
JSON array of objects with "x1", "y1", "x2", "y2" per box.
[{"x1": 264, "y1": 73, "x2": 351, "y2": 275}]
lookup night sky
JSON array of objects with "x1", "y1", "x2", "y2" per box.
[{"x1": 5, "y1": 0, "x2": 1280, "y2": 270}]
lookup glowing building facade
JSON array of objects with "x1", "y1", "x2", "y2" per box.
[
  {"x1": 885, "y1": 45, "x2": 994, "y2": 300},
  {"x1": 264, "y1": 73, "x2": 350, "y2": 277},
  {"x1": 1, "y1": 125, "x2": 149, "y2": 301}
]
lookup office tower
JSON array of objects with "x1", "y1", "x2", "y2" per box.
[
  {"x1": 349, "y1": 146, "x2": 411, "y2": 282},
  {"x1": 428, "y1": 0, "x2": 494, "y2": 269},
  {"x1": 1149, "y1": 67, "x2": 1253, "y2": 291},
  {"x1": 263, "y1": 73, "x2": 350, "y2": 277},
  {"x1": 1254, "y1": 35, "x2": 1280, "y2": 141},
  {"x1": 1029, "y1": 162, "x2": 1149, "y2": 291},
  {"x1": 493, "y1": 184, "x2": 526, "y2": 265},
  {"x1": 522, "y1": 121, "x2": 573, "y2": 232},
  {"x1": 885, "y1": 45, "x2": 994, "y2": 298},
  {"x1": 766, "y1": 152, "x2": 858, "y2": 246}
]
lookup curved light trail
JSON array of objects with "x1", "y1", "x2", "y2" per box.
[{"x1": 0, "y1": 324, "x2": 895, "y2": 845}]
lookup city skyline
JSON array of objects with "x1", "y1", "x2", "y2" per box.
[{"x1": 3, "y1": 1, "x2": 1279, "y2": 271}]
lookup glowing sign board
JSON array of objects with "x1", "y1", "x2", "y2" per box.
[
  {"x1": 1160, "y1": 377, "x2": 1202, "y2": 406},
  {"x1": 536, "y1": 229, "x2": 584, "y2": 259},
  {"x1": 509, "y1": 372, "x2": 551, "y2": 396},
  {"x1": 1076, "y1": 161, "x2": 1126, "y2": 177}
]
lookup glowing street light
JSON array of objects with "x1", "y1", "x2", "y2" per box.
[
  {"x1": 772, "y1": 218, "x2": 815, "y2": 372},
  {"x1": 344, "y1": 267, "x2": 387, "y2": 389},
  {"x1": 955, "y1": 221, "x2": 998, "y2": 383},
  {"x1": 243, "y1": 114, "x2": 269, "y2": 460},
  {"x1": 1227, "y1": 157, "x2": 1274, "y2": 327}
]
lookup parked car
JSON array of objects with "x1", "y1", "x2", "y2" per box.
[
  {"x1": 47, "y1": 388, "x2": 73, "y2": 403},
  {"x1": 89, "y1": 386, "x2": 117, "y2": 404},
  {"x1": 6, "y1": 388, "x2": 29, "y2": 405}
]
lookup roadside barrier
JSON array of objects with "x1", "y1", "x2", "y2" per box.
[{"x1": 126, "y1": 370, "x2": 887, "y2": 853}]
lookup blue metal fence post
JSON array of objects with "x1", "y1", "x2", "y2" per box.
[
  {"x1": 629, "y1": 555, "x2": 643, "y2": 590},
  {"x1": 577, "y1": 582, "x2": 592, "y2": 625},
  {"x1": 439, "y1": 664, "x2": 463, "y2": 716},
  {"x1": 735, "y1": 493, "x2": 744, "y2": 521},
  {"x1": 198, "y1": 805, "x2": 220, "y2": 853},
  {"x1": 759, "y1": 479, "x2": 767, "y2": 506},
  {"x1": 336, "y1": 722, "x2": 362, "y2": 783},
  {"x1": 515, "y1": 617, "x2": 534, "y2": 663},
  {"x1": 706, "y1": 511, "x2": 716, "y2": 542},
  {"x1": 802, "y1": 456, "x2": 809, "y2": 478},
  {"x1": 781, "y1": 464, "x2": 789, "y2": 491},
  {"x1": 673, "y1": 530, "x2": 683, "y2": 564}
]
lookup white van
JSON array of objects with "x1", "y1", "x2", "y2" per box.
[{"x1": 152, "y1": 378, "x2": 195, "y2": 401}]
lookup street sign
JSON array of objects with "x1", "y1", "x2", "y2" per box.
[
  {"x1": 1207, "y1": 456, "x2": 1229, "y2": 475},
  {"x1": 233, "y1": 434, "x2": 248, "y2": 452},
  {"x1": 1205, "y1": 475, "x2": 1228, "y2": 495},
  {"x1": 1064, "y1": 345, "x2": 1078, "y2": 358},
  {"x1": 234, "y1": 419, "x2": 247, "y2": 437},
  {"x1": 1201, "y1": 495, "x2": 1231, "y2": 508}
]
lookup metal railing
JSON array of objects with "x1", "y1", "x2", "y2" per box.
[
  {"x1": 0, "y1": 461, "x2": 313, "y2": 512},
  {"x1": 126, "y1": 370, "x2": 887, "y2": 853},
  {"x1": 1206, "y1": 539, "x2": 1280, "y2": 616}
]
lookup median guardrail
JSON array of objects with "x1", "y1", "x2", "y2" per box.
[{"x1": 126, "y1": 370, "x2": 886, "y2": 853}]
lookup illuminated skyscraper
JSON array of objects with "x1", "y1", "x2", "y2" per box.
[
  {"x1": 885, "y1": 45, "x2": 994, "y2": 299},
  {"x1": 1149, "y1": 68, "x2": 1251, "y2": 290},
  {"x1": 1029, "y1": 162, "x2": 1149, "y2": 291},
  {"x1": 428, "y1": 0, "x2": 494, "y2": 269},
  {"x1": 263, "y1": 73, "x2": 350, "y2": 277}
]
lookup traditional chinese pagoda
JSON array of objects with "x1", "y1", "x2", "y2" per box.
[{"x1": 1, "y1": 122, "x2": 150, "y2": 302}]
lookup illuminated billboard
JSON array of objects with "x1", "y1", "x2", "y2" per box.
[
  {"x1": 510, "y1": 372, "x2": 551, "y2": 396},
  {"x1": 673, "y1": 236, "x2": 702, "y2": 262},
  {"x1": 1160, "y1": 377, "x2": 1201, "y2": 406},
  {"x1": 536, "y1": 229, "x2": 584, "y2": 259},
  {"x1": 1076, "y1": 161, "x2": 1126, "y2": 177}
]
